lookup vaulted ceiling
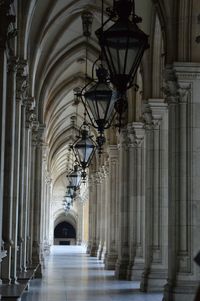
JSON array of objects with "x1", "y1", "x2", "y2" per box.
[{"x1": 20, "y1": 0, "x2": 165, "y2": 183}]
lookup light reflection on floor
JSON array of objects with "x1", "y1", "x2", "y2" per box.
[{"x1": 21, "y1": 246, "x2": 163, "y2": 301}]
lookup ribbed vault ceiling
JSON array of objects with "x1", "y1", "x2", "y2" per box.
[{"x1": 25, "y1": 0, "x2": 154, "y2": 183}]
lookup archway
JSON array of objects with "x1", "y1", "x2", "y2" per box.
[{"x1": 54, "y1": 221, "x2": 76, "y2": 245}]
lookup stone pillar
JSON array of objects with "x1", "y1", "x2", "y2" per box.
[
  {"x1": 90, "y1": 175, "x2": 98, "y2": 257},
  {"x1": 102, "y1": 162, "x2": 109, "y2": 261},
  {"x1": 31, "y1": 126, "x2": 45, "y2": 277},
  {"x1": 96, "y1": 172, "x2": 102, "y2": 257},
  {"x1": 127, "y1": 123, "x2": 146, "y2": 281},
  {"x1": 105, "y1": 146, "x2": 119, "y2": 270},
  {"x1": 97, "y1": 167, "x2": 107, "y2": 260},
  {"x1": 140, "y1": 99, "x2": 169, "y2": 291},
  {"x1": 2, "y1": 56, "x2": 18, "y2": 283},
  {"x1": 87, "y1": 176, "x2": 93, "y2": 254},
  {"x1": 0, "y1": 1, "x2": 15, "y2": 279},
  {"x1": 20, "y1": 100, "x2": 34, "y2": 272},
  {"x1": 77, "y1": 202, "x2": 83, "y2": 245},
  {"x1": 163, "y1": 63, "x2": 200, "y2": 301},
  {"x1": 115, "y1": 129, "x2": 129, "y2": 279},
  {"x1": 11, "y1": 60, "x2": 28, "y2": 282},
  {"x1": 18, "y1": 100, "x2": 26, "y2": 272}
]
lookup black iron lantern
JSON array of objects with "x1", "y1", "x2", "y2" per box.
[
  {"x1": 64, "y1": 187, "x2": 74, "y2": 203},
  {"x1": 72, "y1": 123, "x2": 96, "y2": 181},
  {"x1": 83, "y1": 65, "x2": 116, "y2": 135},
  {"x1": 67, "y1": 165, "x2": 81, "y2": 191},
  {"x1": 96, "y1": 0, "x2": 149, "y2": 93}
]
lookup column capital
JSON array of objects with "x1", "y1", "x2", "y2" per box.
[
  {"x1": 147, "y1": 98, "x2": 168, "y2": 130},
  {"x1": 178, "y1": 82, "x2": 192, "y2": 104},
  {"x1": 163, "y1": 66, "x2": 179, "y2": 105},
  {"x1": 16, "y1": 59, "x2": 29, "y2": 102},
  {"x1": 32, "y1": 125, "x2": 46, "y2": 146},
  {"x1": 127, "y1": 122, "x2": 145, "y2": 148},
  {"x1": 7, "y1": 55, "x2": 18, "y2": 72},
  {"x1": 117, "y1": 128, "x2": 129, "y2": 150}
]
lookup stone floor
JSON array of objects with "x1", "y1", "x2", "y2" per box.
[{"x1": 21, "y1": 246, "x2": 163, "y2": 301}]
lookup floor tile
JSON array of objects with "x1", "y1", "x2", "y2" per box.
[{"x1": 21, "y1": 246, "x2": 163, "y2": 301}]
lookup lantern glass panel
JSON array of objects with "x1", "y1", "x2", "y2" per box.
[
  {"x1": 85, "y1": 82, "x2": 115, "y2": 125},
  {"x1": 97, "y1": 19, "x2": 148, "y2": 89},
  {"x1": 68, "y1": 168, "x2": 81, "y2": 188},
  {"x1": 74, "y1": 137, "x2": 95, "y2": 164}
]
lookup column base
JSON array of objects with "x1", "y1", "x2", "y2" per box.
[
  {"x1": 86, "y1": 243, "x2": 91, "y2": 254},
  {"x1": 163, "y1": 280, "x2": 198, "y2": 301},
  {"x1": 140, "y1": 268, "x2": 167, "y2": 292},
  {"x1": 115, "y1": 258, "x2": 129, "y2": 280},
  {"x1": 130, "y1": 258, "x2": 144, "y2": 281},
  {"x1": 90, "y1": 244, "x2": 98, "y2": 257},
  {"x1": 97, "y1": 243, "x2": 103, "y2": 260},
  {"x1": 101, "y1": 245, "x2": 107, "y2": 262},
  {"x1": 105, "y1": 252, "x2": 118, "y2": 270}
]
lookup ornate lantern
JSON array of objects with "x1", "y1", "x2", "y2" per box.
[
  {"x1": 72, "y1": 123, "x2": 96, "y2": 181},
  {"x1": 83, "y1": 65, "x2": 116, "y2": 135},
  {"x1": 67, "y1": 165, "x2": 82, "y2": 191},
  {"x1": 96, "y1": 0, "x2": 149, "y2": 93}
]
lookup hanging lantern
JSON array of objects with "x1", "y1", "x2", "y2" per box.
[
  {"x1": 72, "y1": 123, "x2": 96, "y2": 181},
  {"x1": 96, "y1": 0, "x2": 149, "y2": 93},
  {"x1": 83, "y1": 65, "x2": 116, "y2": 135},
  {"x1": 67, "y1": 165, "x2": 82, "y2": 191},
  {"x1": 64, "y1": 189, "x2": 73, "y2": 204}
]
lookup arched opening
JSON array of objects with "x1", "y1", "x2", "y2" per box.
[{"x1": 54, "y1": 221, "x2": 76, "y2": 245}]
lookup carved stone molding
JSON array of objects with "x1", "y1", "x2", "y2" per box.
[
  {"x1": 178, "y1": 82, "x2": 192, "y2": 104},
  {"x1": 32, "y1": 125, "x2": 46, "y2": 147},
  {"x1": 16, "y1": 60, "x2": 29, "y2": 102},
  {"x1": 117, "y1": 128, "x2": 129, "y2": 150},
  {"x1": 127, "y1": 123, "x2": 145, "y2": 148},
  {"x1": 7, "y1": 55, "x2": 18, "y2": 72},
  {"x1": 163, "y1": 66, "x2": 179, "y2": 105}
]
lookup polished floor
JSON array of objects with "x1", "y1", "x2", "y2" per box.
[{"x1": 21, "y1": 246, "x2": 163, "y2": 301}]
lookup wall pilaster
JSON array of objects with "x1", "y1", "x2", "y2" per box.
[
  {"x1": 127, "y1": 123, "x2": 146, "y2": 281},
  {"x1": 0, "y1": 2, "x2": 15, "y2": 281},
  {"x1": 163, "y1": 63, "x2": 200, "y2": 301},
  {"x1": 105, "y1": 145, "x2": 119, "y2": 270},
  {"x1": 140, "y1": 99, "x2": 169, "y2": 292},
  {"x1": 90, "y1": 174, "x2": 98, "y2": 257},
  {"x1": 2, "y1": 56, "x2": 18, "y2": 283},
  {"x1": 115, "y1": 129, "x2": 130, "y2": 279}
]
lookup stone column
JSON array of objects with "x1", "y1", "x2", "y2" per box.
[
  {"x1": 102, "y1": 162, "x2": 109, "y2": 261},
  {"x1": 17, "y1": 100, "x2": 26, "y2": 272},
  {"x1": 97, "y1": 167, "x2": 107, "y2": 260},
  {"x1": 96, "y1": 172, "x2": 102, "y2": 257},
  {"x1": 140, "y1": 99, "x2": 169, "y2": 291},
  {"x1": 20, "y1": 100, "x2": 34, "y2": 272},
  {"x1": 127, "y1": 123, "x2": 146, "y2": 281},
  {"x1": 77, "y1": 202, "x2": 83, "y2": 245},
  {"x1": 44, "y1": 176, "x2": 51, "y2": 253},
  {"x1": 105, "y1": 146, "x2": 119, "y2": 270},
  {"x1": 163, "y1": 64, "x2": 200, "y2": 301},
  {"x1": 0, "y1": 2, "x2": 15, "y2": 278},
  {"x1": 11, "y1": 60, "x2": 28, "y2": 282},
  {"x1": 90, "y1": 174, "x2": 98, "y2": 257},
  {"x1": 115, "y1": 129, "x2": 130, "y2": 279},
  {"x1": 2, "y1": 56, "x2": 18, "y2": 283},
  {"x1": 31, "y1": 126, "x2": 45, "y2": 277},
  {"x1": 87, "y1": 176, "x2": 93, "y2": 254}
]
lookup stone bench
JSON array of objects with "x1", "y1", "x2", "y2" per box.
[{"x1": 0, "y1": 264, "x2": 41, "y2": 301}]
